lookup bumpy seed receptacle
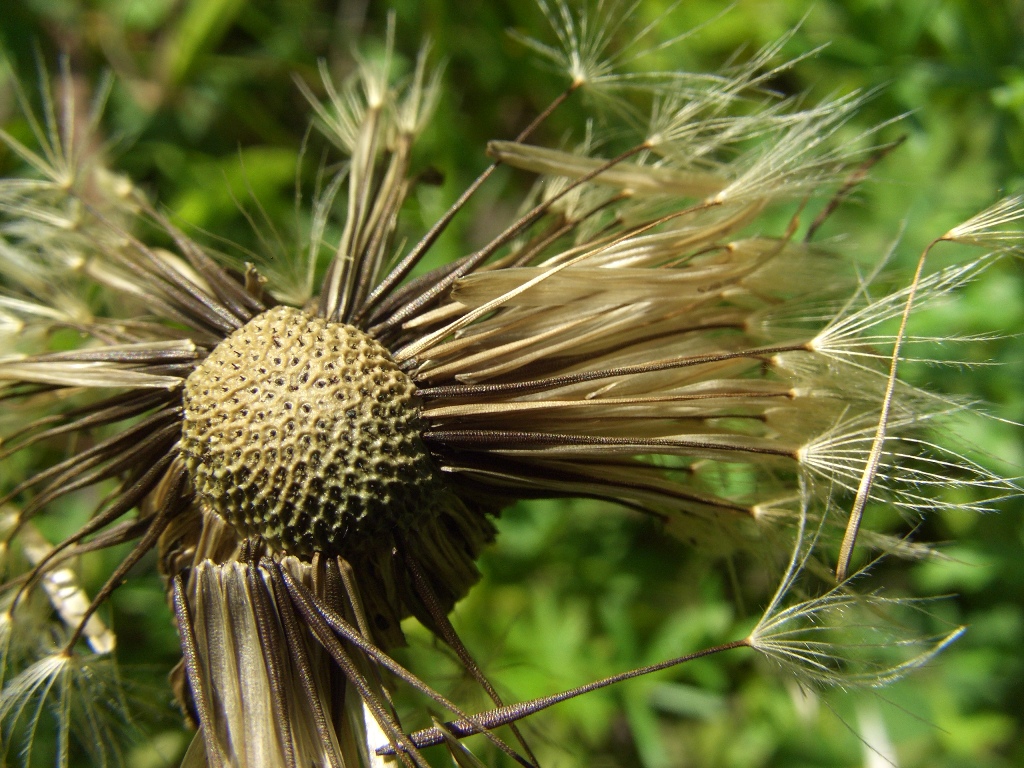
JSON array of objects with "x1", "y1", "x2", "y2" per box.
[{"x1": 181, "y1": 305, "x2": 497, "y2": 638}]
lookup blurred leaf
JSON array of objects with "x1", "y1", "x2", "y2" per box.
[{"x1": 159, "y1": 0, "x2": 248, "y2": 89}]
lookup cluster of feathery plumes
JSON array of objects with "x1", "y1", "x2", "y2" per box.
[{"x1": 0, "y1": 5, "x2": 1021, "y2": 766}]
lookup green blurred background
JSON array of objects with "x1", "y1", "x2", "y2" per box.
[{"x1": 1, "y1": 0, "x2": 1023, "y2": 766}]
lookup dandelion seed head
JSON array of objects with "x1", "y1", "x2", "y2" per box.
[
  {"x1": 0, "y1": 4, "x2": 1018, "y2": 764},
  {"x1": 181, "y1": 305, "x2": 438, "y2": 557}
]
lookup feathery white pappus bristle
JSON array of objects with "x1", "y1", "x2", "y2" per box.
[
  {"x1": 943, "y1": 194, "x2": 1024, "y2": 247},
  {"x1": 747, "y1": 506, "x2": 966, "y2": 689},
  {"x1": 0, "y1": 651, "x2": 137, "y2": 767}
]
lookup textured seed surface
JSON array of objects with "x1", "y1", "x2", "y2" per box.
[{"x1": 181, "y1": 306, "x2": 437, "y2": 556}]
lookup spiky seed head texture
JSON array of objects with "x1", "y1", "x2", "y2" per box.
[{"x1": 181, "y1": 306, "x2": 437, "y2": 556}]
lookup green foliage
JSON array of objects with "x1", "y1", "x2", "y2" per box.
[{"x1": 1, "y1": 1, "x2": 1021, "y2": 766}]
